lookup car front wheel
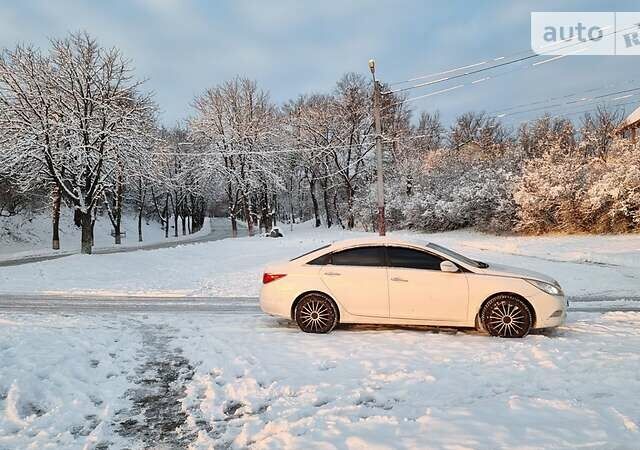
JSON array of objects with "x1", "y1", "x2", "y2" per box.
[
  {"x1": 481, "y1": 295, "x2": 533, "y2": 338},
  {"x1": 295, "y1": 293, "x2": 338, "y2": 334}
]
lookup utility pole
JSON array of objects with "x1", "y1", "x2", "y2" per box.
[{"x1": 369, "y1": 59, "x2": 386, "y2": 236}]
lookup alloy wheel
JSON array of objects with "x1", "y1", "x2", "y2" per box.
[
  {"x1": 295, "y1": 294, "x2": 337, "y2": 334},
  {"x1": 482, "y1": 296, "x2": 532, "y2": 338}
]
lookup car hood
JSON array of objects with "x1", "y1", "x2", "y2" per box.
[{"x1": 472, "y1": 262, "x2": 559, "y2": 285}]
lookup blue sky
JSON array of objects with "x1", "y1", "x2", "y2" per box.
[{"x1": 1, "y1": 0, "x2": 638, "y2": 127}]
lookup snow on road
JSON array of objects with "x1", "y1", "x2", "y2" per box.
[
  {"x1": 1, "y1": 305, "x2": 639, "y2": 449},
  {"x1": 0, "y1": 221, "x2": 638, "y2": 300}
]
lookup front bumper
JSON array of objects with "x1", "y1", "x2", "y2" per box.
[{"x1": 534, "y1": 294, "x2": 567, "y2": 329}]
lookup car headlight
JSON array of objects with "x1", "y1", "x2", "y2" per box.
[{"x1": 525, "y1": 279, "x2": 563, "y2": 296}]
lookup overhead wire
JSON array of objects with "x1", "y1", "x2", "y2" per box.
[
  {"x1": 383, "y1": 24, "x2": 635, "y2": 96},
  {"x1": 386, "y1": 25, "x2": 602, "y2": 86}
]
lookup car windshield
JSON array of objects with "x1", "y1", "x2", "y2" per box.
[{"x1": 426, "y1": 243, "x2": 488, "y2": 268}]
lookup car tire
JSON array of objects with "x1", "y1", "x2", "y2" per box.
[
  {"x1": 295, "y1": 293, "x2": 338, "y2": 334},
  {"x1": 481, "y1": 295, "x2": 533, "y2": 338}
]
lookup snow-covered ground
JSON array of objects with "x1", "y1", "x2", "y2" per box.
[
  {"x1": 1, "y1": 306, "x2": 639, "y2": 449},
  {"x1": 0, "y1": 210, "x2": 209, "y2": 261},
  {"x1": 0, "y1": 220, "x2": 638, "y2": 299},
  {"x1": 1, "y1": 222, "x2": 640, "y2": 448},
  {"x1": 0, "y1": 313, "x2": 139, "y2": 449},
  {"x1": 181, "y1": 311, "x2": 640, "y2": 449}
]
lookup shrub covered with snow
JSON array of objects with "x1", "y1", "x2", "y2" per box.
[
  {"x1": 381, "y1": 144, "x2": 518, "y2": 233},
  {"x1": 515, "y1": 139, "x2": 640, "y2": 234}
]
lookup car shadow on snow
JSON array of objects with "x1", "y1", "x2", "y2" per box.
[{"x1": 264, "y1": 317, "x2": 566, "y2": 338}]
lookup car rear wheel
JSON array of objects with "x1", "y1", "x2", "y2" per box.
[
  {"x1": 295, "y1": 293, "x2": 338, "y2": 334},
  {"x1": 481, "y1": 295, "x2": 533, "y2": 338}
]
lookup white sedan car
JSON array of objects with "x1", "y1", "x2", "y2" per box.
[{"x1": 260, "y1": 237, "x2": 567, "y2": 338}]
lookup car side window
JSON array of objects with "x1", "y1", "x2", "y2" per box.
[
  {"x1": 387, "y1": 246, "x2": 443, "y2": 270},
  {"x1": 331, "y1": 246, "x2": 385, "y2": 267},
  {"x1": 308, "y1": 253, "x2": 331, "y2": 265}
]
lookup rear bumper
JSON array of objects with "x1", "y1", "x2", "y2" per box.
[{"x1": 259, "y1": 286, "x2": 292, "y2": 319}]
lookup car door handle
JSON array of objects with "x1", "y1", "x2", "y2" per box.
[
  {"x1": 391, "y1": 277, "x2": 408, "y2": 282},
  {"x1": 325, "y1": 272, "x2": 342, "y2": 276}
]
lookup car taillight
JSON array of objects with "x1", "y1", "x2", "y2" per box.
[{"x1": 263, "y1": 273, "x2": 286, "y2": 284}]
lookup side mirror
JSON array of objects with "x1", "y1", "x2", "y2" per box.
[{"x1": 440, "y1": 260, "x2": 459, "y2": 273}]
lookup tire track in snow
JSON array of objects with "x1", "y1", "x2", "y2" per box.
[{"x1": 114, "y1": 322, "x2": 196, "y2": 449}]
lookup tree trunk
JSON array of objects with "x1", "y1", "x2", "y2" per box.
[
  {"x1": 52, "y1": 185, "x2": 61, "y2": 250},
  {"x1": 243, "y1": 197, "x2": 255, "y2": 237},
  {"x1": 322, "y1": 184, "x2": 332, "y2": 228},
  {"x1": 333, "y1": 192, "x2": 345, "y2": 229},
  {"x1": 231, "y1": 214, "x2": 238, "y2": 237},
  {"x1": 272, "y1": 193, "x2": 278, "y2": 227},
  {"x1": 113, "y1": 218, "x2": 122, "y2": 245},
  {"x1": 309, "y1": 179, "x2": 321, "y2": 227},
  {"x1": 181, "y1": 214, "x2": 186, "y2": 236},
  {"x1": 80, "y1": 210, "x2": 93, "y2": 255},
  {"x1": 169, "y1": 193, "x2": 179, "y2": 237},
  {"x1": 138, "y1": 206, "x2": 143, "y2": 242},
  {"x1": 91, "y1": 211, "x2": 96, "y2": 247},
  {"x1": 261, "y1": 191, "x2": 271, "y2": 232},
  {"x1": 114, "y1": 171, "x2": 124, "y2": 245},
  {"x1": 289, "y1": 185, "x2": 295, "y2": 232},
  {"x1": 164, "y1": 195, "x2": 169, "y2": 238},
  {"x1": 346, "y1": 188, "x2": 355, "y2": 229}
]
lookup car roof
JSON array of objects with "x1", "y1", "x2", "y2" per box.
[{"x1": 327, "y1": 236, "x2": 430, "y2": 251}]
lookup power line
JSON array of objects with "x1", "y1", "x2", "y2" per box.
[
  {"x1": 306, "y1": 152, "x2": 372, "y2": 181},
  {"x1": 492, "y1": 86, "x2": 640, "y2": 120},
  {"x1": 386, "y1": 26, "x2": 607, "y2": 87},
  {"x1": 383, "y1": 24, "x2": 634, "y2": 96},
  {"x1": 383, "y1": 85, "x2": 465, "y2": 110},
  {"x1": 508, "y1": 98, "x2": 640, "y2": 128},
  {"x1": 385, "y1": 53, "x2": 540, "y2": 95},
  {"x1": 144, "y1": 139, "x2": 376, "y2": 158},
  {"x1": 382, "y1": 48, "x2": 640, "y2": 114},
  {"x1": 488, "y1": 78, "x2": 639, "y2": 115}
]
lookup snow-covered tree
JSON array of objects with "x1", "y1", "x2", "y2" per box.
[
  {"x1": 190, "y1": 77, "x2": 281, "y2": 236},
  {"x1": 0, "y1": 32, "x2": 153, "y2": 253},
  {"x1": 579, "y1": 107, "x2": 623, "y2": 161}
]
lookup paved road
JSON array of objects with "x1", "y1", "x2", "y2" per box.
[
  {"x1": 0, "y1": 294, "x2": 260, "y2": 313},
  {"x1": 0, "y1": 218, "x2": 243, "y2": 267},
  {"x1": 0, "y1": 294, "x2": 638, "y2": 313}
]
